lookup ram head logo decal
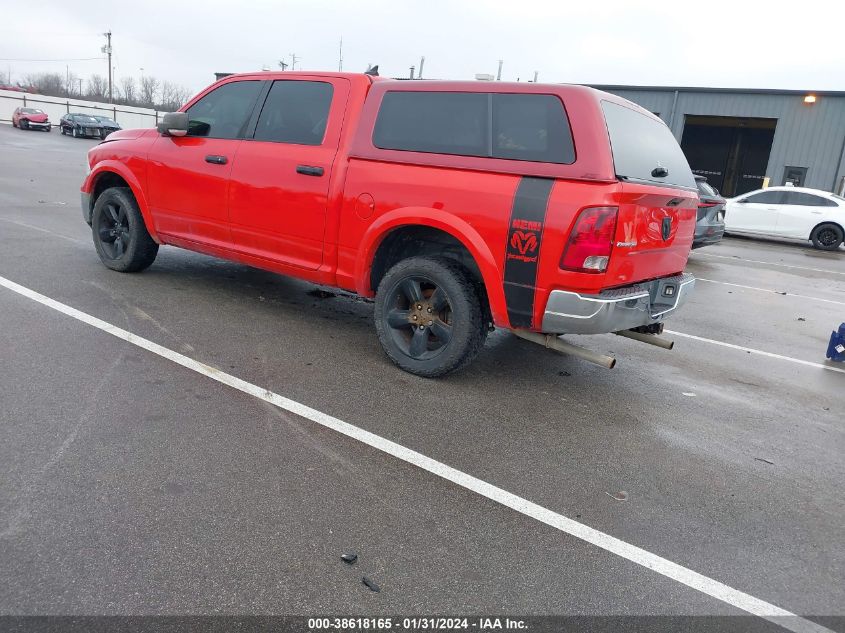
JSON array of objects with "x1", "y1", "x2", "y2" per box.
[{"x1": 510, "y1": 230, "x2": 539, "y2": 255}]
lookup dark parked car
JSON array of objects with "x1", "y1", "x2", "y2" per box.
[
  {"x1": 693, "y1": 175, "x2": 726, "y2": 248},
  {"x1": 12, "y1": 107, "x2": 51, "y2": 131},
  {"x1": 93, "y1": 115, "x2": 122, "y2": 137},
  {"x1": 60, "y1": 113, "x2": 104, "y2": 138}
]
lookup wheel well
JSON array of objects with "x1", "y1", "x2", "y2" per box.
[
  {"x1": 370, "y1": 226, "x2": 492, "y2": 323},
  {"x1": 811, "y1": 221, "x2": 844, "y2": 238},
  {"x1": 92, "y1": 171, "x2": 130, "y2": 205}
]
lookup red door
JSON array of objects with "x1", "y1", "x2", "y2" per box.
[
  {"x1": 146, "y1": 79, "x2": 264, "y2": 250},
  {"x1": 227, "y1": 77, "x2": 349, "y2": 270}
]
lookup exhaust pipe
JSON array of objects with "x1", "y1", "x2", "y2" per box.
[
  {"x1": 513, "y1": 330, "x2": 616, "y2": 369},
  {"x1": 615, "y1": 329, "x2": 675, "y2": 350}
]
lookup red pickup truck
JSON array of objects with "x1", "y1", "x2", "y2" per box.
[{"x1": 81, "y1": 72, "x2": 697, "y2": 376}]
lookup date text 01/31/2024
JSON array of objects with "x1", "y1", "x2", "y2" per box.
[{"x1": 307, "y1": 617, "x2": 528, "y2": 630}]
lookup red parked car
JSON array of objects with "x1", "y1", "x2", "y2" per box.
[
  {"x1": 12, "y1": 107, "x2": 51, "y2": 131},
  {"x1": 80, "y1": 72, "x2": 697, "y2": 376}
]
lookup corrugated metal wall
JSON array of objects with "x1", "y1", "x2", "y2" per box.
[{"x1": 598, "y1": 87, "x2": 845, "y2": 194}]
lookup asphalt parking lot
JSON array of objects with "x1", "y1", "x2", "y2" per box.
[{"x1": 1, "y1": 123, "x2": 843, "y2": 630}]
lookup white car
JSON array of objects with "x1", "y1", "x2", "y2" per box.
[{"x1": 724, "y1": 186, "x2": 845, "y2": 250}]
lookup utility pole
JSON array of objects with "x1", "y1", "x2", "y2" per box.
[
  {"x1": 66, "y1": 65, "x2": 70, "y2": 97},
  {"x1": 496, "y1": 59, "x2": 503, "y2": 81},
  {"x1": 338, "y1": 37, "x2": 343, "y2": 72},
  {"x1": 418, "y1": 56, "x2": 425, "y2": 80},
  {"x1": 533, "y1": 70, "x2": 538, "y2": 83},
  {"x1": 102, "y1": 31, "x2": 113, "y2": 103},
  {"x1": 409, "y1": 65, "x2": 415, "y2": 80},
  {"x1": 290, "y1": 53, "x2": 299, "y2": 71}
]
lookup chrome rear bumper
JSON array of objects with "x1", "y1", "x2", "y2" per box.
[{"x1": 541, "y1": 273, "x2": 695, "y2": 335}]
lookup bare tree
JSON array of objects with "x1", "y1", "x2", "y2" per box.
[
  {"x1": 139, "y1": 75, "x2": 159, "y2": 107},
  {"x1": 21, "y1": 72, "x2": 64, "y2": 96},
  {"x1": 158, "y1": 80, "x2": 191, "y2": 111},
  {"x1": 86, "y1": 74, "x2": 107, "y2": 98},
  {"x1": 66, "y1": 71, "x2": 81, "y2": 97},
  {"x1": 120, "y1": 76, "x2": 136, "y2": 104}
]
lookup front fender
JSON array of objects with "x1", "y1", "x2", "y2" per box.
[
  {"x1": 355, "y1": 207, "x2": 509, "y2": 327},
  {"x1": 83, "y1": 161, "x2": 160, "y2": 243}
]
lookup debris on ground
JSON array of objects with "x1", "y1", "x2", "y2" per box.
[
  {"x1": 558, "y1": 370, "x2": 571, "y2": 377},
  {"x1": 362, "y1": 576, "x2": 381, "y2": 592},
  {"x1": 682, "y1": 392, "x2": 696, "y2": 397},
  {"x1": 797, "y1": 317, "x2": 806, "y2": 321},
  {"x1": 308, "y1": 289, "x2": 336, "y2": 299},
  {"x1": 606, "y1": 491, "x2": 628, "y2": 501},
  {"x1": 341, "y1": 552, "x2": 358, "y2": 564},
  {"x1": 754, "y1": 457, "x2": 774, "y2": 465}
]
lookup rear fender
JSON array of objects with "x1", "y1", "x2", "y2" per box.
[{"x1": 356, "y1": 207, "x2": 509, "y2": 326}]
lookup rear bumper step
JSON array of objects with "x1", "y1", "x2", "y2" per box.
[{"x1": 541, "y1": 273, "x2": 695, "y2": 335}]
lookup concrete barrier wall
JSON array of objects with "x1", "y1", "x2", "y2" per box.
[{"x1": 0, "y1": 89, "x2": 160, "y2": 129}]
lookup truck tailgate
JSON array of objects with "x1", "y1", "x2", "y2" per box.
[{"x1": 605, "y1": 182, "x2": 697, "y2": 287}]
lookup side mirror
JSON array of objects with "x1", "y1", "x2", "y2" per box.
[
  {"x1": 737, "y1": 198, "x2": 748, "y2": 203},
  {"x1": 157, "y1": 112, "x2": 189, "y2": 137}
]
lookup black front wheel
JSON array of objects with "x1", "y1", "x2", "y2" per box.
[
  {"x1": 91, "y1": 187, "x2": 159, "y2": 272},
  {"x1": 374, "y1": 257, "x2": 486, "y2": 377},
  {"x1": 810, "y1": 223, "x2": 844, "y2": 251}
]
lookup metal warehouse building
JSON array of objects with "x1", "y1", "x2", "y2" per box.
[{"x1": 593, "y1": 85, "x2": 845, "y2": 198}]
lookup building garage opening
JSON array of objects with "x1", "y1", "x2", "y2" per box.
[{"x1": 680, "y1": 115, "x2": 777, "y2": 197}]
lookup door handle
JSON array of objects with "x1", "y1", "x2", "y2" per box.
[
  {"x1": 296, "y1": 165, "x2": 324, "y2": 177},
  {"x1": 205, "y1": 155, "x2": 228, "y2": 165}
]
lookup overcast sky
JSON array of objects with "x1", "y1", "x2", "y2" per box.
[{"x1": 3, "y1": 0, "x2": 843, "y2": 96}]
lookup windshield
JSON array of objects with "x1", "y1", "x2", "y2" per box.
[
  {"x1": 94, "y1": 117, "x2": 117, "y2": 125},
  {"x1": 75, "y1": 115, "x2": 98, "y2": 123},
  {"x1": 21, "y1": 108, "x2": 44, "y2": 114}
]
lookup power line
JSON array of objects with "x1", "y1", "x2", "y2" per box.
[{"x1": 0, "y1": 57, "x2": 104, "y2": 62}]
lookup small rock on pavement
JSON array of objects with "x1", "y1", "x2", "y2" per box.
[
  {"x1": 341, "y1": 552, "x2": 358, "y2": 564},
  {"x1": 362, "y1": 576, "x2": 381, "y2": 592},
  {"x1": 606, "y1": 491, "x2": 628, "y2": 501}
]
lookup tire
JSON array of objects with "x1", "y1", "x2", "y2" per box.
[
  {"x1": 72, "y1": 126, "x2": 78, "y2": 138},
  {"x1": 21, "y1": 119, "x2": 29, "y2": 130},
  {"x1": 91, "y1": 187, "x2": 159, "y2": 272},
  {"x1": 810, "y1": 223, "x2": 844, "y2": 251},
  {"x1": 374, "y1": 256, "x2": 487, "y2": 377}
]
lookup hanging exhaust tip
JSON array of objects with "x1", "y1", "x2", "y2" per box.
[
  {"x1": 615, "y1": 329, "x2": 675, "y2": 350},
  {"x1": 512, "y1": 330, "x2": 616, "y2": 369}
]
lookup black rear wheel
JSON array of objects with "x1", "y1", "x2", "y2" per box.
[
  {"x1": 92, "y1": 187, "x2": 159, "y2": 272},
  {"x1": 810, "y1": 223, "x2": 844, "y2": 251},
  {"x1": 374, "y1": 257, "x2": 486, "y2": 377}
]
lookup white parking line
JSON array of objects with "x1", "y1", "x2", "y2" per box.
[
  {"x1": 0, "y1": 274, "x2": 833, "y2": 633},
  {"x1": 0, "y1": 218, "x2": 84, "y2": 244},
  {"x1": 696, "y1": 252, "x2": 845, "y2": 276},
  {"x1": 695, "y1": 277, "x2": 845, "y2": 307},
  {"x1": 665, "y1": 330, "x2": 845, "y2": 375}
]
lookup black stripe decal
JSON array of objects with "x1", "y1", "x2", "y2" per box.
[{"x1": 503, "y1": 177, "x2": 554, "y2": 329}]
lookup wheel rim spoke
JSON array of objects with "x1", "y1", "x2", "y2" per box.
[
  {"x1": 408, "y1": 327, "x2": 429, "y2": 359},
  {"x1": 106, "y1": 203, "x2": 120, "y2": 223},
  {"x1": 98, "y1": 228, "x2": 115, "y2": 243},
  {"x1": 400, "y1": 278, "x2": 423, "y2": 303},
  {"x1": 386, "y1": 309, "x2": 411, "y2": 329},
  {"x1": 429, "y1": 319, "x2": 452, "y2": 344},
  {"x1": 429, "y1": 286, "x2": 448, "y2": 311},
  {"x1": 118, "y1": 206, "x2": 127, "y2": 224},
  {"x1": 114, "y1": 236, "x2": 125, "y2": 257}
]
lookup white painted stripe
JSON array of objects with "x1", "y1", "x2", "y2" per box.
[
  {"x1": 0, "y1": 218, "x2": 84, "y2": 244},
  {"x1": 696, "y1": 252, "x2": 845, "y2": 276},
  {"x1": 666, "y1": 329, "x2": 845, "y2": 375},
  {"x1": 0, "y1": 274, "x2": 833, "y2": 633},
  {"x1": 695, "y1": 277, "x2": 845, "y2": 307}
]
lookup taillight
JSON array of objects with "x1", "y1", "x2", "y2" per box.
[
  {"x1": 697, "y1": 202, "x2": 720, "y2": 208},
  {"x1": 560, "y1": 206, "x2": 618, "y2": 273}
]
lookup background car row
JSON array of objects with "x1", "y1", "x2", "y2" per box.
[{"x1": 10, "y1": 107, "x2": 122, "y2": 139}]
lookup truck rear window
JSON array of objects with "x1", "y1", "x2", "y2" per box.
[
  {"x1": 601, "y1": 101, "x2": 695, "y2": 190},
  {"x1": 373, "y1": 92, "x2": 575, "y2": 164}
]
